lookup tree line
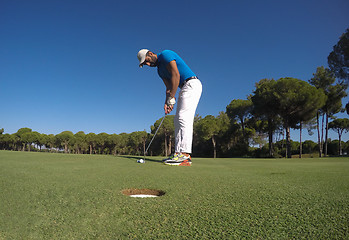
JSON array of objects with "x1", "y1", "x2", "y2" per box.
[
  {"x1": 1, "y1": 70, "x2": 348, "y2": 158},
  {"x1": 1, "y1": 28, "x2": 349, "y2": 158},
  {"x1": 195, "y1": 73, "x2": 348, "y2": 158}
]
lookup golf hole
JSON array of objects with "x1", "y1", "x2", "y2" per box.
[{"x1": 122, "y1": 188, "x2": 165, "y2": 198}]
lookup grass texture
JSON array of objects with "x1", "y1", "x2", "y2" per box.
[{"x1": 0, "y1": 151, "x2": 348, "y2": 239}]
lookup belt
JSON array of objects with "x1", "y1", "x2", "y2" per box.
[{"x1": 180, "y1": 76, "x2": 198, "y2": 88}]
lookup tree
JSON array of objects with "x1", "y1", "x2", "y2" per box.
[
  {"x1": 96, "y1": 133, "x2": 109, "y2": 154},
  {"x1": 309, "y1": 66, "x2": 347, "y2": 156},
  {"x1": 328, "y1": 28, "x2": 349, "y2": 81},
  {"x1": 196, "y1": 113, "x2": 229, "y2": 158},
  {"x1": 55, "y1": 131, "x2": 74, "y2": 153},
  {"x1": 108, "y1": 134, "x2": 121, "y2": 155},
  {"x1": 248, "y1": 117, "x2": 268, "y2": 149},
  {"x1": 251, "y1": 79, "x2": 279, "y2": 157},
  {"x1": 226, "y1": 99, "x2": 253, "y2": 140},
  {"x1": 325, "y1": 83, "x2": 348, "y2": 154},
  {"x1": 21, "y1": 132, "x2": 37, "y2": 152},
  {"x1": 328, "y1": 118, "x2": 349, "y2": 155},
  {"x1": 302, "y1": 140, "x2": 317, "y2": 154},
  {"x1": 139, "y1": 131, "x2": 148, "y2": 156},
  {"x1": 309, "y1": 66, "x2": 333, "y2": 156},
  {"x1": 293, "y1": 88, "x2": 326, "y2": 158},
  {"x1": 128, "y1": 131, "x2": 147, "y2": 156},
  {"x1": 86, "y1": 133, "x2": 97, "y2": 154},
  {"x1": 44, "y1": 134, "x2": 55, "y2": 152},
  {"x1": 15, "y1": 128, "x2": 32, "y2": 151},
  {"x1": 0, "y1": 134, "x2": 15, "y2": 150},
  {"x1": 274, "y1": 78, "x2": 326, "y2": 158},
  {"x1": 118, "y1": 133, "x2": 129, "y2": 155},
  {"x1": 197, "y1": 115, "x2": 220, "y2": 158},
  {"x1": 31, "y1": 131, "x2": 42, "y2": 151},
  {"x1": 216, "y1": 112, "x2": 231, "y2": 155},
  {"x1": 74, "y1": 131, "x2": 87, "y2": 154}
]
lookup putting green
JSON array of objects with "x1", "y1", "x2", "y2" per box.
[{"x1": 0, "y1": 151, "x2": 348, "y2": 239}]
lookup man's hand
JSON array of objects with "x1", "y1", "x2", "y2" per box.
[
  {"x1": 164, "y1": 103, "x2": 174, "y2": 114},
  {"x1": 164, "y1": 96, "x2": 176, "y2": 114}
]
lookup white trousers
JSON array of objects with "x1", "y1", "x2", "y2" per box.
[{"x1": 175, "y1": 78, "x2": 202, "y2": 154}]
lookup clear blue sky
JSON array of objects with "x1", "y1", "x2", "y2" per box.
[{"x1": 1, "y1": 0, "x2": 348, "y2": 142}]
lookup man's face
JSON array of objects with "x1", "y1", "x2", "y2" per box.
[{"x1": 142, "y1": 52, "x2": 158, "y2": 67}]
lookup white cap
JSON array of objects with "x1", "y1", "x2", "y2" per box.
[{"x1": 137, "y1": 49, "x2": 149, "y2": 68}]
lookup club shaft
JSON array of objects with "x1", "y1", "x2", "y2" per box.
[{"x1": 145, "y1": 115, "x2": 166, "y2": 154}]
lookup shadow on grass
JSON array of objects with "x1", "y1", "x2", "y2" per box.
[{"x1": 119, "y1": 156, "x2": 163, "y2": 163}]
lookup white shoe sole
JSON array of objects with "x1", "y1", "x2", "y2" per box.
[{"x1": 163, "y1": 161, "x2": 192, "y2": 166}]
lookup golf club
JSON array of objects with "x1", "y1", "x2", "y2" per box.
[{"x1": 144, "y1": 114, "x2": 166, "y2": 156}]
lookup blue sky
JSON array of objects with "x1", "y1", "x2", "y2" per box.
[{"x1": 1, "y1": 0, "x2": 349, "y2": 142}]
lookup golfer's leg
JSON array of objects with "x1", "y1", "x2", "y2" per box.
[
  {"x1": 175, "y1": 79, "x2": 202, "y2": 154},
  {"x1": 174, "y1": 106, "x2": 181, "y2": 154}
]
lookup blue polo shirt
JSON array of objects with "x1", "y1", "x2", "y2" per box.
[{"x1": 157, "y1": 50, "x2": 196, "y2": 86}]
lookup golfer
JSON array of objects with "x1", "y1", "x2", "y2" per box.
[{"x1": 137, "y1": 49, "x2": 202, "y2": 166}]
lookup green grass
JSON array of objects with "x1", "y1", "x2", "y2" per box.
[{"x1": 0, "y1": 151, "x2": 348, "y2": 239}]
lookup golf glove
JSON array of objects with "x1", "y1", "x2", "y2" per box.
[{"x1": 166, "y1": 97, "x2": 176, "y2": 106}]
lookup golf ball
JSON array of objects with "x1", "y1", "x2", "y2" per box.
[{"x1": 137, "y1": 159, "x2": 145, "y2": 163}]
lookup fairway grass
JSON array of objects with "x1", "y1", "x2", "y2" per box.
[{"x1": 0, "y1": 151, "x2": 348, "y2": 239}]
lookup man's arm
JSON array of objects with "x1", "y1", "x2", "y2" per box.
[
  {"x1": 166, "y1": 60, "x2": 180, "y2": 98},
  {"x1": 162, "y1": 60, "x2": 180, "y2": 114}
]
